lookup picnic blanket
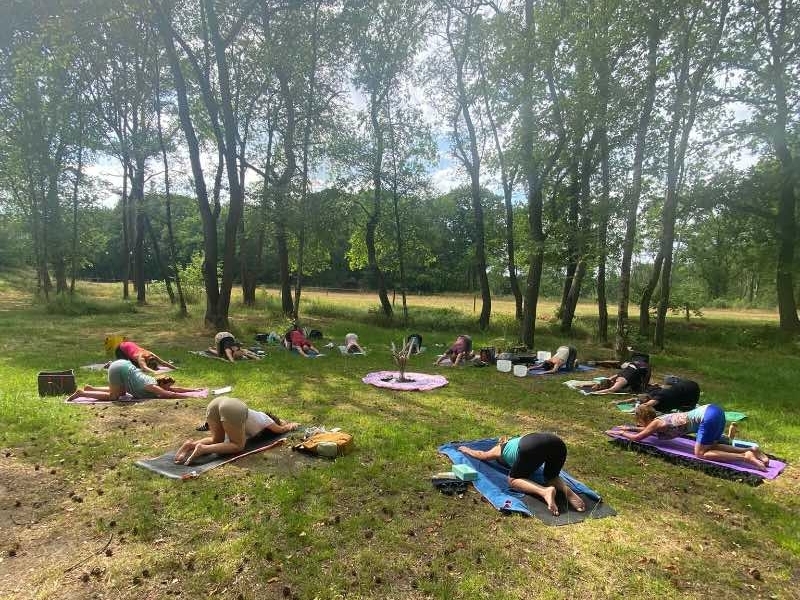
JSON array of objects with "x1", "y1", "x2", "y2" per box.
[
  {"x1": 66, "y1": 388, "x2": 208, "y2": 404},
  {"x1": 135, "y1": 429, "x2": 291, "y2": 479},
  {"x1": 438, "y1": 439, "x2": 616, "y2": 526},
  {"x1": 527, "y1": 364, "x2": 596, "y2": 376},
  {"x1": 363, "y1": 371, "x2": 448, "y2": 391},
  {"x1": 606, "y1": 427, "x2": 785, "y2": 485}
]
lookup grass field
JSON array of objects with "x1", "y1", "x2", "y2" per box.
[{"x1": 0, "y1": 278, "x2": 798, "y2": 599}]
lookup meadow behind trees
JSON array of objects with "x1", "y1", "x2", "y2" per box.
[{"x1": 0, "y1": 277, "x2": 798, "y2": 599}]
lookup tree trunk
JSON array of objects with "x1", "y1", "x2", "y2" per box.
[
  {"x1": 120, "y1": 163, "x2": 131, "y2": 300},
  {"x1": 616, "y1": 11, "x2": 660, "y2": 357},
  {"x1": 69, "y1": 116, "x2": 84, "y2": 295},
  {"x1": 154, "y1": 3, "x2": 222, "y2": 327},
  {"x1": 367, "y1": 90, "x2": 393, "y2": 317},
  {"x1": 145, "y1": 215, "x2": 175, "y2": 303},
  {"x1": 639, "y1": 250, "x2": 663, "y2": 335},
  {"x1": 154, "y1": 52, "x2": 187, "y2": 316}
]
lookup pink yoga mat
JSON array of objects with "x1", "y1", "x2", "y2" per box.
[
  {"x1": 362, "y1": 371, "x2": 448, "y2": 391},
  {"x1": 66, "y1": 388, "x2": 208, "y2": 404}
]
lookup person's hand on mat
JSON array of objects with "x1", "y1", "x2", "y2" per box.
[{"x1": 185, "y1": 443, "x2": 209, "y2": 465}]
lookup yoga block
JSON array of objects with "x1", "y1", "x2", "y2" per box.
[
  {"x1": 496, "y1": 359, "x2": 512, "y2": 373},
  {"x1": 452, "y1": 464, "x2": 478, "y2": 481},
  {"x1": 37, "y1": 370, "x2": 76, "y2": 396}
]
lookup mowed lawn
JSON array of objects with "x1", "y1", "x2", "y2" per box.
[{"x1": 0, "y1": 279, "x2": 798, "y2": 600}]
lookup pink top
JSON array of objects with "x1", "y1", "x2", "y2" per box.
[
  {"x1": 289, "y1": 330, "x2": 308, "y2": 347},
  {"x1": 118, "y1": 340, "x2": 147, "y2": 359}
]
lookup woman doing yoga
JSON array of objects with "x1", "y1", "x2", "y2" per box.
[
  {"x1": 458, "y1": 432, "x2": 586, "y2": 516},
  {"x1": 114, "y1": 340, "x2": 177, "y2": 374},
  {"x1": 174, "y1": 397, "x2": 299, "y2": 465},
  {"x1": 67, "y1": 359, "x2": 201, "y2": 401},
  {"x1": 620, "y1": 404, "x2": 769, "y2": 470}
]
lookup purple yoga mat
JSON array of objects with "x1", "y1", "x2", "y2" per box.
[
  {"x1": 66, "y1": 388, "x2": 209, "y2": 404},
  {"x1": 606, "y1": 427, "x2": 785, "y2": 480},
  {"x1": 362, "y1": 371, "x2": 448, "y2": 391}
]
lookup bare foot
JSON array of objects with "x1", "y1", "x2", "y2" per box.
[
  {"x1": 565, "y1": 488, "x2": 586, "y2": 512},
  {"x1": 542, "y1": 486, "x2": 559, "y2": 516},
  {"x1": 743, "y1": 450, "x2": 768, "y2": 471},
  {"x1": 752, "y1": 446, "x2": 770, "y2": 467}
]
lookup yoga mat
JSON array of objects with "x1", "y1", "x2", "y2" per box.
[
  {"x1": 363, "y1": 371, "x2": 448, "y2": 391},
  {"x1": 614, "y1": 403, "x2": 748, "y2": 423},
  {"x1": 189, "y1": 350, "x2": 229, "y2": 361},
  {"x1": 81, "y1": 362, "x2": 174, "y2": 373},
  {"x1": 65, "y1": 388, "x2": 208, "y2": 404},
  {"x1": 564, "y1": 380, "x2": 628, "y2": 395},
  {"x1": 606, "y1": 427, "x2": 785, "y2": 485},
  {"x1": 439, "y1": 439, "x2": 616, "y2": 525},
  {"x1": 136, "y1": 430, "x2": 290, "y2": 479},
  {"x1": 527, "y1": 364, "x2": 597, "y2": 376}
]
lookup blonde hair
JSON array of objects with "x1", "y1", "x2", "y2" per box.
[{"x1": 634, "y1": 404, "x2": 657, "y2": 426}]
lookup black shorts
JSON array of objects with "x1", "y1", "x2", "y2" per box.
[{"x1": 508, "y1": 433, "x2": 567, "y2": 481}]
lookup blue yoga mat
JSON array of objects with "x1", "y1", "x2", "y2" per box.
[{"x1": 438, "y1": 438, "x2": 602, "y2": 518}]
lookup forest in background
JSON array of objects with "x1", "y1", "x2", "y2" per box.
[{"x1": 0, "y1": 0, "x2": 798, "y2": 353}]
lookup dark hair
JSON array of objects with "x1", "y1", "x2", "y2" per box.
[
  {"x1": 145, "y1": 356, "x2": 159, "y2": 369},
  {"x1": 265, "y1": 412, "x2": 283, "y2": 425},
  {"x1": 156, "y1": 376, "x2": 175, "y2": 388},
  {"x1": 541, "y1": 360, "x2": 554, "y2": 371}
]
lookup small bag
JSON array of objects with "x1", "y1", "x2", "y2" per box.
[
  {"x1": 292, "y1": 431, "x2": 353, "y2": 459},
  {"x1": 38, "y1": 370, "x2": 76, "y2": 396}
]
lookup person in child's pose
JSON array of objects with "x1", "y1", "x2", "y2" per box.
[
  {"x1": 114, "y1": 340, "x2": 177, "y2": 374},
  {"x1": 344, "y1": 333, "x2": 365, "y2": 353},
  {"x1": 174, "y1": 396, "x2": 299, "y2": 465},
  {"x1": 458, "y1": 432, "x2": 586, "y2": 516},
  {"x1": 287, "y1": 326, "x2": 320, "y2": 357},
  {"x1": 207, "y1": 332, "x2": 262, "y2": 362},
  {"x1": 620, "y1": 404, "x2": 770, "y2": 470},
  {"x1": 67, "y1": 360, "x2": 201, "y2": 401}
]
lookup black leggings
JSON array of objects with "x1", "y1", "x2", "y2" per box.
[{"x1": 508, "y1": 433, "x2": 567, "y2": 481}]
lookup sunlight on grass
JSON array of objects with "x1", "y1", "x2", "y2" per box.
[{"x1": 0, "y1": 279, "x2": 797, "y2": 600}]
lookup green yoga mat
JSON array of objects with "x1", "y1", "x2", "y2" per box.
[{"x1": 614, "y1": 403, "x2": 747, "y2": 422}]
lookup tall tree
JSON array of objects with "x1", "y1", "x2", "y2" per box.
[
  {"x1": 347, "y1": 0, "x2": 430, "y2": 318},
  {"x1": 725, "y1": 0, "x2": 800, "y2": 332},
  {"x1": 443, "y1": 2, "x2": 492, "y2": 329},
  {"x1": 150, "y1": 0, "x2": 258, "y2": 328}
]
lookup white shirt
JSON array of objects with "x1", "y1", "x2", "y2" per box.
[{"x1": 245, "y1": 409, "x2": 276, "y2": 437}]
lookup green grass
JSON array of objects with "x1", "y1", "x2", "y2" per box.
[{"x1": 0, "y1": 279, "x2": 798, "y2": 599}]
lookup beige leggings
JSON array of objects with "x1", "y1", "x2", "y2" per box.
[{"x1": 206, "y1": 396, "x2": 248, "y2": 428}]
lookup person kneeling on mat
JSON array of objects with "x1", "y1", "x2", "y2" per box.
[
  {"x1": 539, "y1": 345, "x2": 577, "y2": 373},
  {"x1": 620, "y1": 404, "x2": 770, "y2": 470},
  {"x1": 612, "y1": 378, "x2": 700, "y2": 412},
  {"x1": 67, "y1": 359, "x2": 201, "y2": 401},
  {"x1": 458, "y1": 432, "x2": 586, "y2": 516},
  {"x1": 174, "y1": 397, "x2": 299, "y2": 465}
]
